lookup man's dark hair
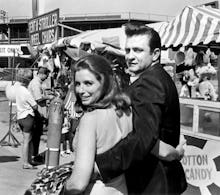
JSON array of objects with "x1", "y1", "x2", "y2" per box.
[{"x1": 124, "y1": 22, "x2": 161, "y2": 53}]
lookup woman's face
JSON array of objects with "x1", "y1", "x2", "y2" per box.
[{"x1": 75, "y1": 69, "x2": 102, "y2": 106}]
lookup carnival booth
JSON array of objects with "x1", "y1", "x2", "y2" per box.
[
  {"x1": 158, "y1": 6, "x2": 220, "y2": 195},
  {"x1": 46, "y1": 6, "x2": 220, "y2": 194}
]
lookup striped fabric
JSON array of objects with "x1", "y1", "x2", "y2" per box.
[
  {"x1": 159, "y1": 6, "x2": 220, "y2": 48},
  {"x1": 51, "y1": 6, "x2": 220, "y2": 51}
]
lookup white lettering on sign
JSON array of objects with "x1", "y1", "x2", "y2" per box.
[
  {"x1": 29, "y1": 12, "x2": 58, "y2": 34},
  {"x1": 38, "y1": 13, "x2": 57, "y2": 31},
  {"x1": 42, "y1": 29, "x2": 55, "y2": 44},
  {"x1": 29, "y1": 19, "x2": 39, "y2": 34},
  {"x1": 31, "y1": 33, "x2": 40, "y2": 46},
  {"x1": 28, "y1": 9, "x2": 59, "y2": 46}
]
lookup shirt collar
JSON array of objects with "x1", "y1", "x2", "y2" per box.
[{"x1": 129, "y1": 60, "x2": 160, "y2": 84}]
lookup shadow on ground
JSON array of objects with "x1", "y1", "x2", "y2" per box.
[
  {"x1": 0, "y1": 155, "x2": 20, "y2": 163},
  {"x1": 0, "y1": 120, "x2": 8, "y2": 123}
]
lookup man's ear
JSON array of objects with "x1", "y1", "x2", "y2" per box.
[{"x1": 152, "y1": 48, "x2": 160, "y2": 62}]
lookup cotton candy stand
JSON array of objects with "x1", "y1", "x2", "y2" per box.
[{"x1": 46, "y1": 96, "x2": 64, "y2": 169}]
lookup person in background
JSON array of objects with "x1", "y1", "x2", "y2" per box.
[
  {"x1": 15, "y1": 69, "x2": 38, "y2": 169},
  {"x1": 60, "y1": 110, "x2": 72, "y2": 157},
  {"x1": 28, "y1": 66, "x2": 54, "y2": 165},
  {"x1": 65, "y1": 54, "x2": 185, "y2": 195},
  {"x1": 95, "y1": 23, "x2": 187, "y2": 195},
  {"x1": 175, "y1": 51, "x2": 192, "y2": 97}
]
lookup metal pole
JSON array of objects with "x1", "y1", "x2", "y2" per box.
[
  {"x1": 61, "y1": 25, "x2": 64, "y2": 38},
  {"x1": 32, "y1": 0, "x2": 38, "y2": 17},
  {"x1": 58, "y1": 23, "x2": 83, "y2": 33},
  {"x1": 8, "y1": 25, "x2": 11, "y2": 68}
]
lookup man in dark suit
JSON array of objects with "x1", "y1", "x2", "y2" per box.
[{"x1": 96, "y1": 23, "x2": 187, "y2": 194}]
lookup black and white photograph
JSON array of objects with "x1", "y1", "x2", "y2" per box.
[{"x1": 0, "y1": 0, "x2": 220, "y2": 194}]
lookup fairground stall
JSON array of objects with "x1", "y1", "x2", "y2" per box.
[
  {"x1": 47, "y1": 6, "x2": 220, "y2": 194},
  {"x1": 159, "y1": 6, "x2": 220, "y2": 195}
]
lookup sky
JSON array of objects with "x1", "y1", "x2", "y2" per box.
[{"x1": 0, "y1": 0, "x2": 213, "y2": 19}]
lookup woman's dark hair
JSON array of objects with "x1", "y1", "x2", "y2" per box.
[{"x1": 72, "y1": 54, "x2": 131, "y2": 115}]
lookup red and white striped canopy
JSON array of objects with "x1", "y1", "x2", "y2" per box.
[{"x1": 159, "y1": 6, "x2": 220, "y2": 48}]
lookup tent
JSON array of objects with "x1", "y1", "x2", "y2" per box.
[
  {"x1": 50, "y1": 22, "x2": 168, "y2": 56},
  {"x1": 51, "y1": 27, "x2": 126, "y2": 52},
  {"x1": 160, "y1": 6, "x2": 220, "y2": 48},
  {"x1": 49, "y1": 5, "x2": 220, "y2": 51}
]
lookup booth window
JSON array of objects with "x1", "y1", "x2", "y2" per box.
[
  {"x1": 21, "y1": 46, "x2": 30, "y2": 55},
  {"x1": 180, "y1": 103, "x2": 193, "y2": 131},
  {"x1": 198, "y1": 108, "x2": 220, "y2": 136},
  {"x1": 180, "y1": 98, "x2": 220, "y2": 138}
]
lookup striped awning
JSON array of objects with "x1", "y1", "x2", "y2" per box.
[
  {"x1": 51, "y1": 6, "x2": 220, "y2": 52},
  {"x1": 160, "y1": 6, "x2": 220, "y2": 48}
]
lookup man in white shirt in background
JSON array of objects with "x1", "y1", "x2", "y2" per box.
[{"x1": 28, "y1": 66, "x2": 54, "y2": 165}]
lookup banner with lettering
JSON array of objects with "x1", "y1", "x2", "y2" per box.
[
  {"x1": 181, "y1": 134, "x2": 220, "y2": 195},
  {"x1": 0, "y1": 45, "x2": 23, "y2": 57},
  {"x1": 28, "y1": 9, "x2": 59, "y2": 46}
]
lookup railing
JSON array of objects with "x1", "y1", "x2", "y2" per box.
[{"x1": 180, "y1": 97, "x2": 220, "y2": 141}]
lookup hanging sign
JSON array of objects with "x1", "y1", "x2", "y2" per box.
[
  {"x1": 28, "y1": 9, "x2": 59, "y2": 46},
  {"x1": 0, "y1": 45, "x2": 23, "y2": 57}
]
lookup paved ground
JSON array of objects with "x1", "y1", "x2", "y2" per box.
[{"x1": 0, "y1": 96, "x2": 73, "y2": 195}]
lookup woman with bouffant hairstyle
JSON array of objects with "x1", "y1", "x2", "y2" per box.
[{"x1": 65, "y1": 54, "x2": 132, "y2": 194}]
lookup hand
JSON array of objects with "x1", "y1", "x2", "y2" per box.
[{"x1": 175, "y1": 140, "x2": 186, "y2": 161}]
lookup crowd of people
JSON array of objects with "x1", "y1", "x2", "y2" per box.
[{"x1": 8, "y1": 23, "x2": 189, "y2": 194}]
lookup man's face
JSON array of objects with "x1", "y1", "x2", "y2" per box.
[{"x1": 125, "y1": 34, "x2": 155, "y2": 75}]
